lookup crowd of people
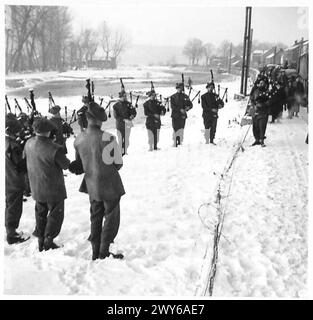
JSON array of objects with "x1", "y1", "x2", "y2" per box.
[
  {"x1": 5, "y1": 69, "x2": 306, "y2": 260},
  {"x1": 247, "y1": 70, "x2": 307, "y2": 147}
]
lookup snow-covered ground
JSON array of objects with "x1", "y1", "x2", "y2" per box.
[{"x1": 3, "y1": 76, "x2": 308, "y2": 297}]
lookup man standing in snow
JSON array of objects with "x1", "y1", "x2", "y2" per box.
[
  {"x1": 293, "y1": 76, "x2": 305, "y2": 117},
  {"x1": 286, "y1": 79, "x2": 296, "y2": 119},
  {"x1": 143, "y1": 90, "x2": 166, "y2": 151},
  {"x1": 113, "y1": 90, "x2": 137, "y2": 156},
  {"x1": 70, "y1": 102, "x2": 125, "y2": 261},
  {"x1": 170, "y1": 82, "x2": 193, "y2": 146},
  {"x1": 48, "y1": 105, "x2": 67, "y2": 153},
  {"x1": 24, "y1": 118, "x2": 71, "y2": 251},
  {"x1": 250, "y1": 79, "x2": 271, "y2": 147},
  {"x1": 5, "y1": 114, "x2": 29, "y2": 245},
  {"x1": 269, "y1": 82, "x2": 286, "y2": 123},
  {"x1": 201, "y1": 82, "x2": 222, "y2": 144}
]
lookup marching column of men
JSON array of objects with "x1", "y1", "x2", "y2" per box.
[{"x1": 247, "y1": 70, "x2": 307, "y2": 147}]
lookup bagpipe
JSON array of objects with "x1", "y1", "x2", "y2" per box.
[
  {"x1": 85, "y1": 78, "x2": 95, "y2": 103},
  {"x1": 100, "y1": 95, "x2": 118, "y2": 118},
  {"x1": 6, "y1": 89, "x2": 40, "y2": 121},
  {"x1": 5, "y1": 95, "x2": 12, "y2": 114},
  {"x1": 182, "y1": 73, "x2": 201, "y2": 104},
  {"x1": 22, "y1": 89, "x2": 42, "y2": 126},
  {"x1": 48, "y1": 91, "x2": 75, "y2": 138},
  {"x1": 147, "y1": 81, "x2": 167, "y2": 116},
  {"x1": 120, "y1": 78, "x2": 138, "y2": 119},
  {"x1": 5, "y1": 94, "x2": 34, "y2": 148},
  {"x1": 210, "y1": 69, "x2": 228, "y2": 109}
]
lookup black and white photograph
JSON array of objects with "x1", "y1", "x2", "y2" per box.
[{"x1": 2, "y1": 0, "x2": 310, "y2": 299}]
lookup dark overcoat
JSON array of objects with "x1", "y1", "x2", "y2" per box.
[
  {"x1": 113, "y1": 101, "x2": 136, "y2": 131},
  {"x1": 5, "y1": 136, "x2": 25, "y2": 195},
  {"x1": 24, "y1": 136, "x2": 69, "y2": 202},
  {"x1": 201, "y1": 92, "x2": 219, "y2": 118},
  {"x1": 74, "y1": 125, "x2": 125, "y2": 201},
  {"x1": 143, "y1": 99, "x2": 166, "y2": 130},
  {"x1": 170, "y1": 92, "x2": 193, "y2": 119}
]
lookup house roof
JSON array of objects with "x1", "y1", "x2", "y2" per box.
[
  {"x1": 285, "y1": 40, "x2": 309, "y2": 51},
  {"x1": 233, "y1": 60, "x2": 241, "y2": 66},
  {"x1": 253, "y1": 50, "x2": 264, "y2": 55}
]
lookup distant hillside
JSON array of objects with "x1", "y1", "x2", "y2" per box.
[{"x1": 119, "y1": 44, "x2": 187, "y2": 66}]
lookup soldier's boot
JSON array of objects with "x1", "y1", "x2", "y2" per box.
[
  {"x1": 91, "y1": 242, "x2": 100, "y2": 261},
  {"x1": 7, "y1": 232, "x2": 29, "y2": 245},
  {"x1": 32, "y1": 227, "x2": 39, "y2": 238},
  {"x1": 44, "y1": 236, "x2": 61, "y2": 251},
  {"x1": 210, "y1": 139, "x2": 216, "y2": 145},
  {"x1": 99, "y1": 242, "x2": 110, "y2": 260},
  {"x1": 38, "y1": 238, "x2": 44, "y2": 252},
  {"x1": 6, "y1": 229, "x2": 30, "y2": 245},
  {"x1": 251, "y1": 140, "x2": 260, "y2": 146}
]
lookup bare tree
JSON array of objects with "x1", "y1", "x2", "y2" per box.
[
  {"x1": 111, "y1": 27, "x2": 130, "y2": 65},
  {"x1": 217, "y1": 40, "x2": 231, "y2": 58},
  {"x1": 202, "y1": 42, "x2": 215, "y2": 66},
  {"x1": 6, "y1": 5, "x2": 73, "y2": 73},
  {"x1": 183, "y1": 38, "x2": 204, "y2": 65},
  {"x1": 99, "y1": 21, "x2": 111, "y2": 60},
  {"x1": 74, "y1": 28, "x2": 97, "y2": 67},
  {"x1": 7, "y1": 6, "x2": 47, "y2": 72}
]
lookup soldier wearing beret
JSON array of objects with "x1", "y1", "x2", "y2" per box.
[
  {"x1": 24, "y1": 118, "x2": 71, "y2": 251},
  {"x1": 250, "y1": 79, "x2": 271, "y2": 147},
  {"x1": 201, "y1": 82, "x2": 221, "y2": 144},
  {"x1": 113, "y1": 90, "x2": 137, "y2": 156},
  {"x1": 170, "y1": 82, "x2": 193, "y2": 146},
  {"x1": 49, "y1": 105, "x2": 67, "y2": 154},
  {"x1": 143, "y1": 90, "x2": 166, "y2": 151},
  {"x1": 77, "y1": 96, "x2": 89, "y2": 132},
  {"x1": 70, "y1": 102, "x2": 125, "y2": 260},
  {"x1": 5, "y1": 115, "x2": 29, "y2": 244}
]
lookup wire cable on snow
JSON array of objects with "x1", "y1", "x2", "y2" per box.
[{"x1": 195, "y1": 98, "x2": 252, "y2": 297}]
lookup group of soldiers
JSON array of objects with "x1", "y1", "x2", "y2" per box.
[
  {"x1": 247, "y1": 70, "x2": 306, "y2": 147},
  {"x1": 4, "y1": 75, "x2": 228, "y2": 260}
]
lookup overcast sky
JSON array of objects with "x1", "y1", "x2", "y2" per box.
[{"x1": 69, "y1": 1, "x2": 308, "y2": 47}]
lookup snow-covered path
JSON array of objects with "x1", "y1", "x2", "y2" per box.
[
  {"x1": 3, "y1": 77, "x2": 308, "y2": 297},
  {"x1": 211, "y1": 111, "x2": 308, "y2": 297}
]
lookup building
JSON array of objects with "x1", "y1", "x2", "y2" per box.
[
  {"x1": 251, "y1": 49, "x2": 265, "y2": 67},
  {"x1": 283, "y1": 38, "x2": 308, "y2": 71}
]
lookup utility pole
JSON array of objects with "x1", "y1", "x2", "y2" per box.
[
  {"x1": 228, "y1": 42, "x2": 233, "y2": 73},
  {"x1": 244, "y1": 28, "x2": 253, "y2": 95},
  {"x1": 240, "y1": 7, "x2": 252, "y2": 96},
  {"x1": 273, "y1": 46, "x2": 277, "y2": 64}
]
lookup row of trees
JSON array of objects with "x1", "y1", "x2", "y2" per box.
[
  {"x1": 182, "y1": 37, "x2": 288, "y2": 66},
  {"x1": 183, "y1": 38, "x2": 238, "y2": 66},
  {"x1": 5, "y1": 5, "x2": 130, "y2": 74}
]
